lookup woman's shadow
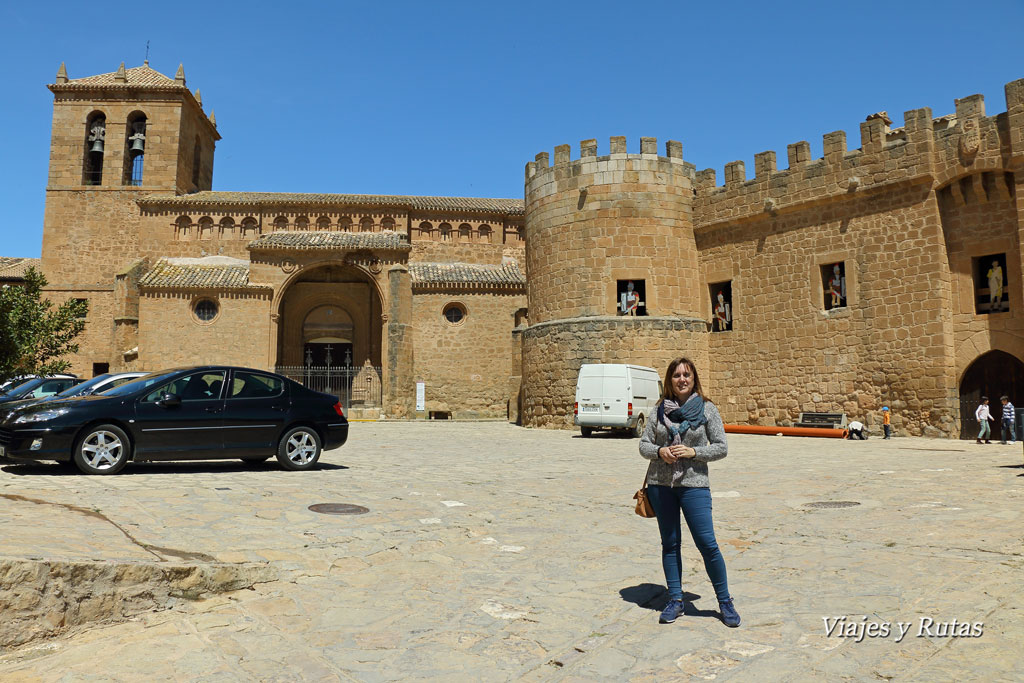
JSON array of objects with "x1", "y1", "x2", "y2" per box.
[{"x1": 619, "y1": 583, "x2": 719, "y2": 618}]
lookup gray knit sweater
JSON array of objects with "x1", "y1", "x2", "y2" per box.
[{"x1": 638, "y1": 400, "x2": 728, "y2": 488}]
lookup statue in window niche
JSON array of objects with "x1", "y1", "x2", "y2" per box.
[
  {"x1": 828, "y1": 264, "x2": 846, "y2": 308},
  {"x1": 988, "y1": 260, "x2": 1005, "y2": 312},
  {"x1": 621, "y1": 281, "x2": 639, "y2": 316},
  {"x1": 714, "y1": 291, "x2": 731, "y2": 331}
]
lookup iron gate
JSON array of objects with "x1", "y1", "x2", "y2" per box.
[{"x1": 275, "y1": 364, "x2": 382, "y2": 413}]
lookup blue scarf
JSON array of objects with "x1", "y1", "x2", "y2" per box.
[{"x1": 660, "y1": 393, "x2": 706, "y2": 445}]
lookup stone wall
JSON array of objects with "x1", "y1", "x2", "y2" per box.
[
  {"x1": 137, "y1": 290, "x2": 272, "y2": 371},
  {"x1": 521, "y1": 317, "x2": 708, "y2": 429},
  {"x1": 411, "y1": 290, "x2": 526, "y2": 419},
  {"x1": 697, "y1": 182, "x2": 958, "y2": 436}
]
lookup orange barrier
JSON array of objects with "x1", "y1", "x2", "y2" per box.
[{"x1": 724, "y1": 424, "x2": 848, "y2": 439}]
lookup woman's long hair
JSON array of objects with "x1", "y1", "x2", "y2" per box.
[{"x1": 660, "y1": 356, "x2": 707, "y2": 404}]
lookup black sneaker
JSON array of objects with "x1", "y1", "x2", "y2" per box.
[
  {"x1": 719, "y1": 598, "x2": 741, "y2": 627},
  {"x1": 659, "y1": 599, "x2": 685, "y2": 624}
]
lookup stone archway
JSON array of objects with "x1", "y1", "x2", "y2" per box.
[
  {"x1": 958, "y1": 350, "x2": 1024, "y2": 439},
  {"x1": 275, "y1": 263, "x2": 383, "y2": 368}
]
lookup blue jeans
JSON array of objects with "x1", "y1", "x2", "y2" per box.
[
  {"x1": 647, "y1": 485, "x2": 730, "y2": 602},
  {"x1": 1001, "y1": 421, "x2": 1015, "y2": 443},
  {"x1": 978, "y1": 421, "x2": 990, "y2": 441}
]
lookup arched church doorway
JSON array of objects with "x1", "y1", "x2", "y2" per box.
[
  {"x1": 958, "y1": 350, "x2": 1024, "y2": 439},
  {"x1": 274, "y1": 264, "x2": 384, "y2": 412},
  {"x1": 303, "y1": 304, "x2": 353, "y2": 367}
]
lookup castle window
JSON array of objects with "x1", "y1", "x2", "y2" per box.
[
  {"x1": 295, "y1": 216, "x2": 309, "y2": 231},
  {"x1": 821, "y1": 262, "x2": 847, "y2": 310},
  {"x1": 974, "y1": 253, "x2": 1009, "y2": 314},
  {"x1": 479, "y1": 224, "x2": 492, "y2": 241},
  {"x1": 360, "y1": 217, "x2": 374, "y2": 232},
  {"x1": 459, "y1": 223, "x2": 472, "y2": 240},
  {"x1": 192, "y1": 298, "x2": 219, "y2": 324},
  {"x1": 418, "y1": 221, "x2": 434, "y2": 239},
  {"x1": 439, "y1": 223, "x2": 452, "y2": 241},
  {"x1": 122, "y1": 113, "x2": 146, "y2": 186},
  {"x1": 709, "y1": 281, "x2": 733, "y2": 332},
  {"x1": 83, "y1": 112, "x2": 106, "y2": 186},
  {"x1": 315, "y1": 216, "x2": 330, "y2": 231},
  {"x1": 191, "y1": 136, "x2": 201, "y2": 188},
  {"x1": 338, "y1": 217, "x2": 352, "y2": 232},
  {"x1": 514, "y1": 307, "x2": 528, "y2": 327},
  {"x1": 443, "y1": 302, "x2": 467, "y2": 325},
  {"x1": 274, "y1": 216, "x2": 289, "y2": 232},
  {"x1": 617, "y1": 280, "x2": 647, "y2": 316},
  {"x1": 219, "y1": 217, "x2": 235, "y2": 238},
  {"x1": 175, "y1": 215, "x2": 193, "y2": 241},
  {"x1": 241, "y1": 217, "x2": 259, "y2": 236},
  {"x1": 198, "y1": 217, "x2": 213, "y2": 240},
  {"x1": 381, "y1": 217, "x2": 396, "y2": 231}
]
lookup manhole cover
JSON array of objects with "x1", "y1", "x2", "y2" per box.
[
  {"x1": 804, "y1": 501, "x2": 860, "y2": 509},
  {"x1": 308, "y1": 503, "x2": 369, "y2": 515}
]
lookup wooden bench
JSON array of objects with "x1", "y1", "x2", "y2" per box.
[{"x1": 795, "y1": 412, "x2": 847, "y2": 429}]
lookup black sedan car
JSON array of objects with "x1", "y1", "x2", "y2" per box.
[{"x1": 0, "y1": 366, "x2": 348, "y2": 474}]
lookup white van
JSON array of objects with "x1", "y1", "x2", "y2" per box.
[{"x1": 574, "y1": 364, "x2": 662, "y2": 437}]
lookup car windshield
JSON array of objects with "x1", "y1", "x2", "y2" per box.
[
  {"x1": 101, "y1": 371, "x2": 182, "y2": 397},
  {"x1": 0, "y1": 378, "x2": 36, "y2": 395},
  {"x1": 55, "y1": 374, "x2": 112, "y2": 398},
  {"x1": 3, "y1": 378, "x2": 48, "y2": 398}
]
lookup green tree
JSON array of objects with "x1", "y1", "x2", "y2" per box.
[{"x1": 0, "y1": 267, "x2": 88, "y2": 384}]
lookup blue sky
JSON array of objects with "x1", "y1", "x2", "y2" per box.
[{"x1": 2, "y1": 0, "x2": 1022, "y2": 258}]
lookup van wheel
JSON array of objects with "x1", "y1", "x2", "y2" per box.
[
  {"x1": 633, "y1": 415, "x2": 645, "y2": 438},
  {"x1": 581, "y1": 426, "x2": 593, "y2": 438}
]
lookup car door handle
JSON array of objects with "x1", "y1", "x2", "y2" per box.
[
  {"x1": 205, "y1": 407, "x2": 222, "y2": 414},
  {"x1": 271, "y1": 405, "x2": 286, "y2": 411}
]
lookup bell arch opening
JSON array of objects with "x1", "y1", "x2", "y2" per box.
[{"x1": 958, "y1": 350, "x2": 1024, "y2": 439}]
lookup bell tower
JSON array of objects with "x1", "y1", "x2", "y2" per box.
[
  {"x1": 41, "y1": 61, "x2": 221, "y2": 378},
  {"x1": 42, "y1": 61, "x2": 220, "y2": 284}
]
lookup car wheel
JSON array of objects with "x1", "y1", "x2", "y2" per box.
[
  {"x1": 276, "y1": 426, "x2": 322, "y2": 471},
  {"x1": 633, "y1": 415, "x2": 646, "y2": 438},
  {"x1": 581, "y1": 426, "x2": 593, "y2": 438},
  {"x1": 73, "y1": 425, "x2": 130, "y2": 475}
]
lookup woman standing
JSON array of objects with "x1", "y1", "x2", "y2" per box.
[{"x1": 638, "y1": 357, "x2": 739, "y2": 627}]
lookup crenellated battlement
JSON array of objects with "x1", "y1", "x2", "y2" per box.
[
  {"x1": 692, "y1": 78, "x2": 1024, "y2": 229},
  {"x1": 525, "y1": 136, "x2": 693, "y2": 191}
]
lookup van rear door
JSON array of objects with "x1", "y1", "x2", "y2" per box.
[
  {"x1": 601, "y1": 366, "x2": 629, "y2": 426},
  {"x1": 576, "y1": 366, "x2": 604, "y2": 424}
]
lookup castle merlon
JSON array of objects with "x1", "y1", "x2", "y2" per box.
[
  {"x1": 524, "y1": 136, "x2": 688, "y2": 183},
  {"x1": 696, "y1": 80, "x2": 1024, "y2": 201}
]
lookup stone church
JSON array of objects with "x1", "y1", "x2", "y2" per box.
[{"x1": 18, "y1": 61, "x2": 1024, "y2": 437}]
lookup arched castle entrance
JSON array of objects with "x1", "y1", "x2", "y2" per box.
[
  {"x1": 958, "y1": 350, "x2": 1024, "y2": 439},
  {"x1": 274, "y1": 263, "x2": 384, "y2": 412}
]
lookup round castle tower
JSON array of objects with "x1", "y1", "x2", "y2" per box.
[{"x1": 521, "y1": 136, "x2": 709, "y2": 428}]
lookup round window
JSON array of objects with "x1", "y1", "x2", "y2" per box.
[
  {"x1": 443, "y1": 302, "x2": 466, "y2": 325},
  {"x1": 193, "y1": 298, "x2": 219, "y2": 323}
]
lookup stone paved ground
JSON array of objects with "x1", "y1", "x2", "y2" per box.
[{"x1": 0, "y1": 423, "x2": 1021, "y2": 681}]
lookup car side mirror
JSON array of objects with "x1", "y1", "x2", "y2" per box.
[{"x1": 157, "y1": 392, "x2": 181, "y2": 408}]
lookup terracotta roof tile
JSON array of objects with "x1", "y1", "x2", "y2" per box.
[
  {"x1": 410, "y1": 262, "x2": 525, "y2": 288},
  {"x1": 0, "y1": 258, "x2": 41, "y2": 280},
  {"x1": 54, "y1": 65, "x2": 181, "y2": 89},
  {"x1": 140, "y1": 191, "x2": 525, "y2": 216},
  {"x1": 138, "y1": 257, "x2": 268, "y2": 290},
  {"x1": 248, "y1": 231, "x2": 411, "y2": 251}
]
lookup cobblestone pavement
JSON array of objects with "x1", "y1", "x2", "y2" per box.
[{"x1": 0, "y1": 423, "x2": 1021, "y2": 681}]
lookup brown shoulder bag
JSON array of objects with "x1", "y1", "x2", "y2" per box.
[{"x1": 633, "y1": 474, "x2": 656, "y2": 518}]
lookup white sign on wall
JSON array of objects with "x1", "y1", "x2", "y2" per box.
[{"x1": 416, "y1": 382, "x2": 425, "y2": 412}]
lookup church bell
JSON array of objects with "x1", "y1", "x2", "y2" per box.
[
  {"x1": 129, "y1": 136, "x2": 145, "y2": 156},
  {"x1": 89, "y1": 138, "x2": 104, "y2": 154}
]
